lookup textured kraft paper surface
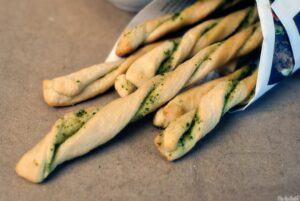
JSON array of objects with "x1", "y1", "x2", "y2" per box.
[{"x1": 0, "y1": 0, "x2": 300, "y2": 201}]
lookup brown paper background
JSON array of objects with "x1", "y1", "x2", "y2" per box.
[{"x1": 0, "y1": 0, "x2": 300, "y2": 200}]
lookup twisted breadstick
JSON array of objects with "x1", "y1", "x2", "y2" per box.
[
  {"x1": 154, "y1": 68, "x2": 258, "y2": 161},
  {"x1": 116, "y1": 0, "x2": 244, "y2": 56},
  {"x1": 16, "y1": 23, "x2": 261, "y2": 183},
  {"x1": 115, "y1": 7, "x2": 258, "y2": 97},
  {"x1": 189, "y1": 6, "x2": 258, "y2": 56},
  {"x1": 17, "y1": 75, "x2": 165, "y2": 183},
  {"x1": 43, "y1": 42, "x2": 160, "y2": 106},
  {"x1": 154, "y1": 65, "x2": 252, "y2": 128},
  {"x1": 16, "y1": 106, "x2": 102, "y2": 182}
]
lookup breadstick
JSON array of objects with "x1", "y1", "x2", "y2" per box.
[
  {"x1": 154, "y1": 69, "x2": 258, "y2": 161},
  {"x1": 154, "y1": 65, "x2": 253, "y2": 128},
  {"x1": 115, "y1": 7, "x2": 258, "y2": 97},
  {"x1": 43, "y1": 42, "x2": 160, "y2": 106},
  {"x1": 16, "y1": 106, "x2": 102, "y2": 182},
  {"x1": 16, "y1": 23, "x2": 261, "y2": 183},
  {"x1": 116, "y1": 0, "x2": 244, "y2": 56}
]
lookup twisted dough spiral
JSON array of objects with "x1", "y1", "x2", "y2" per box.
[
  {"x1": 16, "y1": 23, "x2": 261, "y2": 183},
  {"x1": 16, "y1": 106, "x2": 102, "y2": 182},
  {"x1": 154, "y1": 65, "x2": 253, "y2": 128},
  {"x1": 116, "y1": 0, "x2": 244, "y2": 56},
  {"x1": 115, "y1": 7, "x2": 258, "y2": 97},
  {"x1": 154, "y1": 68, "x2": 258, "y2": 161},
  {"x1": 43, "y1": 42, "x2": 160, "y2": 106}
]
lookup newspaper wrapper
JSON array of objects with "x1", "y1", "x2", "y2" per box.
[{"x1": 106, "y1": 0, "x2": 300, "y2": 110}]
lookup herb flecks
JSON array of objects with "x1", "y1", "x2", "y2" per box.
[
  {"x1": 157, "y1": 41, "x2": 179, "y2": 74},
  {"x1": 178, "y1": 114, "x2": 199, "y2": 148},
  {"x1": 189, "y1": 44, "x2": 221, "y2": 81},
  {"x1": 171, "y1": 12, "x2": 181, "y2": 21},
  {"x1": 133, "y1": 77, "x2": 165, "y2": 121},
  {"x1": 223, "y1": 65, "x2": 256, "y2": 113},
  {"x1": 223, "y1": 81, "x2": 238, "y2": 113},
  {"x1": 236, "y1": 7, "x2": 257, "y2": 32},
  {"x1": 76, "y1": 109, "x2": 87, "y2": 118},
  {"x1": 199, "y1": 22, "x2": 218, "y2": 38},
  {"x1": 45, "y1": 108, "x2": 100, "y2": 174}
]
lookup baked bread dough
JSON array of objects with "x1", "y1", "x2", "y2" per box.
[
  {"x1": 116, "y1": 0, "x2": 244, "y2": 56},
  {"x1": 43, "y1": 42, "x2": 160, "y2": 106},
  {"x1": 154, "y1": 69, "x2": 258, "y2": 161},
  {"x1": 153, "y1": 65, "x2": 253, "y2": 128},
  {"x1": 16, "y1": 106, "x2": 102, "y2": 183},
  {"x1": 114, "y1": 7, "x2": 258, "y2": 97},
  {"x1": 16, "y1": 24, "x2": 262, "y2": 183}
]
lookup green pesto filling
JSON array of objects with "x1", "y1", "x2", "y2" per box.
[
  {"x1": 236, "y1": 65, "x2": 256, "y2": 81},
  {"x1": 76, "y1": 109, "x2": 87, "y2": 117},
  {"x1": 178, "y1": 114, "x2": 200, "y2": 148},
  {"x1": 134, "y1": 89, "x2": 156, "y2": 121},
  {"x1": 218, "y1": 0, "x2": 239, "y2": 11},
  {"x1": 236, "y1": 7, "x2": 257, "y2": 32},
  {"x1": 132, "y1": 87, "x2": 159, "y2": 122},
  {"x1": 222, "y1": 66, "x2": 256, "y2": 113},
  {"x1": 188, "y1": 43, "x2": 221, "y2": 82},
  {"x1": 199, "y1": 21, "x2": 219, "y2": 38},
  {"x1": 246, "y1": 88, "x2": 256, "y2": 101},
  {"x1": 171, "y1": 12, "x2": 181, "y2": 21},
  {"x1": 46, "y1": 108, "x2": 100, "y2": 173},
  {"x1": 157, "y1": 41, "x2": 179, "y2": 74},
  {"x1": 157, "y1": 21, "x2": 218, "y2": 75},
  {"x1": 132, "y1": 76, "x2": 166, "y2": 121},
  {"x1": 223, "y1": 81, "x2": 237, "y2": 112}
]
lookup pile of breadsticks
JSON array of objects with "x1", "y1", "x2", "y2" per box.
[{"x1": 16, "y1": 0, "x2": 263, "y2": 183}]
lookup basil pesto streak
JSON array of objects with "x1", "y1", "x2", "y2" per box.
[{"x1": 45, "y1": 107, "x2": 100, "y2": 174}]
